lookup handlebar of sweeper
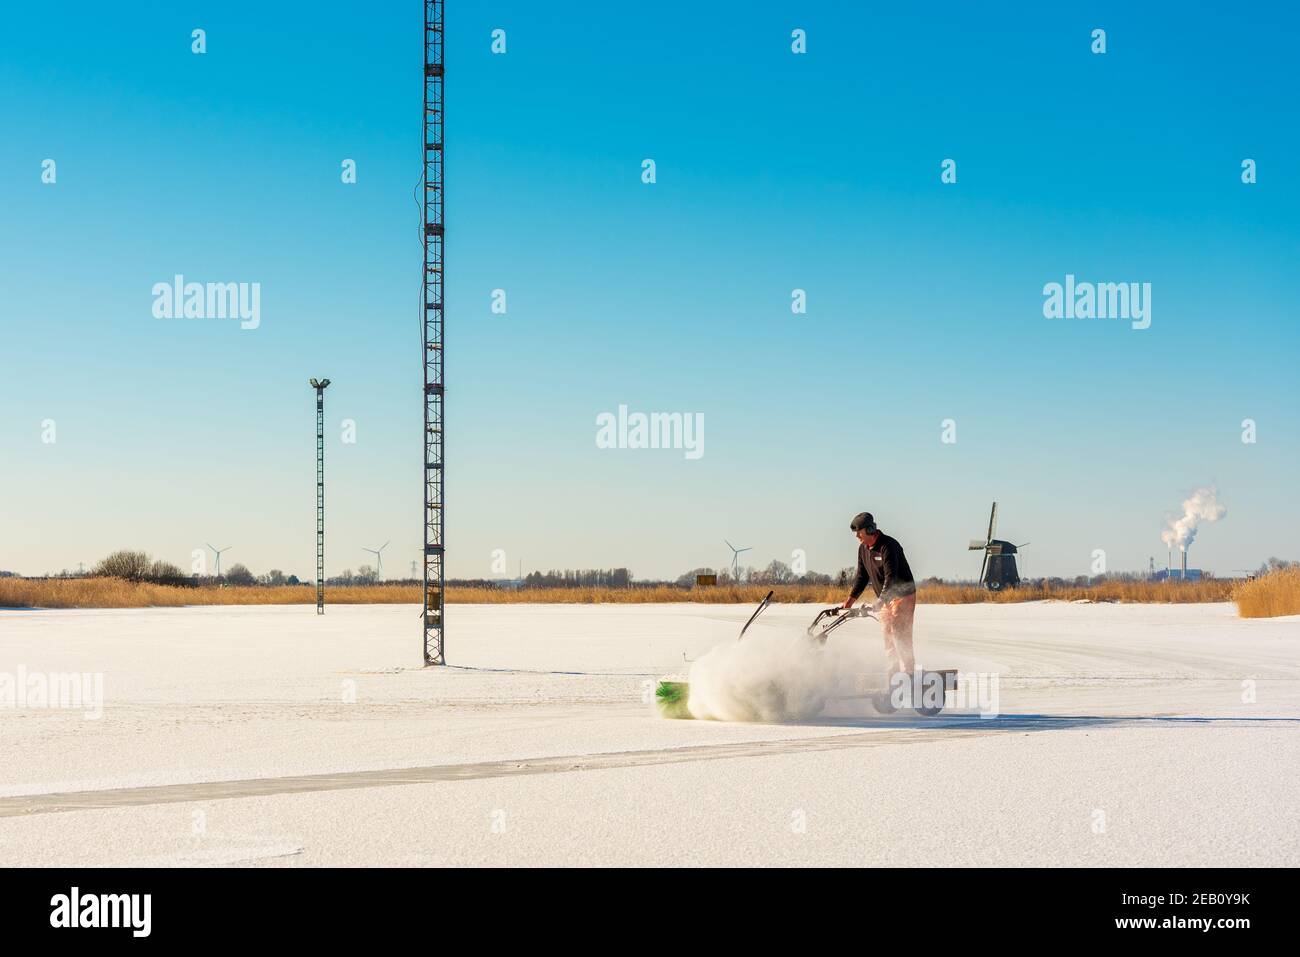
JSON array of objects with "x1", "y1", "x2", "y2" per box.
[{"x1": 806, "y1": 604, "x2": 877, "y2": 638}]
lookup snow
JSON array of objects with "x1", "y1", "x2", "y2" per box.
[{"x1": 0, "y1": 601, "x2": 1296, "y2": 866}]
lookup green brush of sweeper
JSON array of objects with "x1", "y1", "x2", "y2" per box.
[
  {"x1": 653, "y1": 591, "x2": 770, "y2": 720},
  {"x1": 656, "y1": 681, "x2": 692, "y2": 719}
]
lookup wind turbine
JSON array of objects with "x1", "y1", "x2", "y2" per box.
[
  {"x1": 362, "y1": 541, "x2": 390, "y2": 579},
  {"x1": 206, "y1": 543, "x2": 232, "y2": 577},
  {"x1": 725, "y1": 540, "x2": 751, "y2": 582}
]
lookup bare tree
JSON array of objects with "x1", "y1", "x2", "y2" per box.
[
  {"x1": 94, "y1": 550, "x2": 152, "y2": 581},
  {"x1": 149, "y1": 559, "x2": 184, "y2": 580},
  {"x1": 761, "y1": 560, "x2": 793, "y2": 584},
  {"x1": 224, "y1": 563, "x2": 256, "y2": 586}
]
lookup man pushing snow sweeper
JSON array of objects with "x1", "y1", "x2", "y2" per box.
[
  {"x1": 842, "y1": 511, "x2": 917, "y2": 676},
  {"x1": 656, "y1": 510, "x2": 958, "y2": 720}
]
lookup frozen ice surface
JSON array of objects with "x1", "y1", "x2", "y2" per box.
[{"x1": 0, "y1": 602, "x2": 1296, "y2": 866}]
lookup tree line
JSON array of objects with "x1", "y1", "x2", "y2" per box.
[{"x1": 90, "y1": 550, "x2": 301, "y2": 587}]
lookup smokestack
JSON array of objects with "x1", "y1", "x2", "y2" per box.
[{"x1": 1181, "y1": 548, "x2": 1188, "y2": 579}]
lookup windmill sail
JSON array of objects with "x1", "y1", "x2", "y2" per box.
[{"x1": 968, "y1": 502, "x2": 998, "y2": 586}]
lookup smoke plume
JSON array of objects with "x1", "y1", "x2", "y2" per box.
[{"x1": 1161, "y1": 485, "x2": 1226, "y2": 552}]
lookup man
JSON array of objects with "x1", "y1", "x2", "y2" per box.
[{"x1": 842, "y1": 511, "x2": 917, "y2": 675}]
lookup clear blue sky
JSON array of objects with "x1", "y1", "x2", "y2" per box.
[{"x1": 2, "y1": 1, "x2": 1297, "y2": 581}]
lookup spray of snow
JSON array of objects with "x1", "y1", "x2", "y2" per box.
[
  {"x1": 687, "y1": 625, "x2": 881, "y2": 722},
  {"x1": 1160, "y1": 486, "x2": 1227, "y2": 553}
]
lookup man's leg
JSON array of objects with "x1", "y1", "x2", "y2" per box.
[
  {"x1": 880, "y1": 596, "x2": 916, "y2": 674},
  {"x1": 892, "y1": 595, "x2": 917, "y2": 674},
  {"x1": 880, "y1": 626, "x2": 900, "y2": 673}
]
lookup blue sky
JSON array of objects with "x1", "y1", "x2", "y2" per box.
[{"x1": 1, "y1": 1, "x2": 1297, "y2": 581}]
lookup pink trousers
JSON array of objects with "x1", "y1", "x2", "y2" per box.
[{"x1": 879, "y1": 593, "x2": 916, "y2": 674}]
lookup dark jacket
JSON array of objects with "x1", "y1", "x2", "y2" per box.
[{"x1": 849, "y1": 532, "x2": 916, "y2": 602}]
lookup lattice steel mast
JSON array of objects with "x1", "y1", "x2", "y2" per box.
[
  {"x1": 310, "y1": 377, "x2": 331, "y2": 614},
  {"x1": 422, "y1": 0, "x2": 446, "y2": 664}
]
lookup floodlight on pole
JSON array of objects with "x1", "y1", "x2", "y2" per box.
[{"x1": 310, "y1": 378, "x2": 331, "y2": 614}]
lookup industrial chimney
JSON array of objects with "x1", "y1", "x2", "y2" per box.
[{"x1": 1181, "y1": 548, "x2": 1188, "y2": 580}]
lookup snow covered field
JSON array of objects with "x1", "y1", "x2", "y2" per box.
[{"x1": 1, "y1": 602, "x2": 1296, "y2": 867}]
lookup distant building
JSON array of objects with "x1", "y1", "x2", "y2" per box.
[{"x1": 1152, "y1": 568, "x2": 1204, "y2": 582}]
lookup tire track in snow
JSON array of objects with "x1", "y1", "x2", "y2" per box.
[{"x1": 2, "y1": 713, "x2": 1290, "y2": 817}]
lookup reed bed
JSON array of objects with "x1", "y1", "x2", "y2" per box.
[
  {"x1": 1232, "y1": 567, "x2": 1300, "y2": 618},
  {"x1": 2, "y1": 576, "x2": 1239, "y2": 610}
]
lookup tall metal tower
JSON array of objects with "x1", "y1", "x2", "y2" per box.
[
  {"x1": 310, "y1": 378, "x2": 331, "y2": 614},
  {"x1": 422, "y1": 0, "x2": 446, "y2": 664}
]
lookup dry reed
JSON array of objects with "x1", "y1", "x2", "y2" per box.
[
  {"x1": 1, "y1": 576, "x2": 1237, "y2": 610},
  {"x1": 1233, "y1": 567, "x2": 1300, "y2": 618}
]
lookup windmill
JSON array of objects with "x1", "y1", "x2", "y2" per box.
[
  {"x1": 725, "y1": 540, "x2": 751, "y2": 582},
  {"x1": 362, "y1": 541, "x2": 390, "y2": 579},
  {"x1": 206, "y1": 543, "x2": 232, "y2": 577},
  {"x1": 967, "y1": 502, "x2": 1027, "y2": 591}
]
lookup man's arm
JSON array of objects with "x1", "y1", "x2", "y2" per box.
[
  {"x1": 844, "y1": 547, "x2": 869, "y2": 608},
  {"x1": 878, "y1": 540, "x2": 899, "y2": 600},
  {"x1": 877, "y1": 540, "x2": 905, "y2": 603}
]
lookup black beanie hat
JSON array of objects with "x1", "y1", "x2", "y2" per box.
[{"x1": 850, "y1": 512, "x2": 877, "y2": 533}]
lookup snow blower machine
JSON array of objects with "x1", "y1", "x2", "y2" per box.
[
  {"x1": 805, "y1": 604, "x2": 959, "y2": 716},
  {"x1": 656, "y1": 593, "x2": 959, "y2": 719}
]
